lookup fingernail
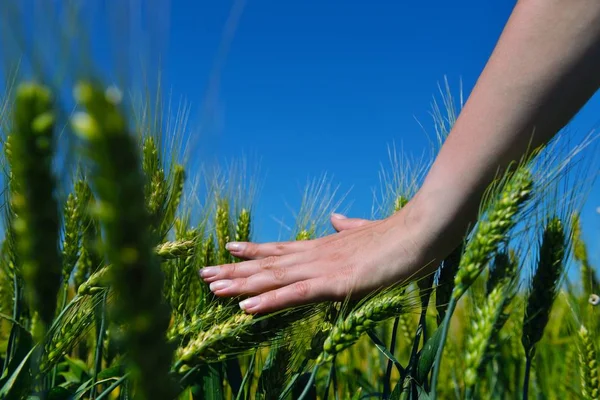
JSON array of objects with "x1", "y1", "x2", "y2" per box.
[
  {"x1": 210, "y1": 280, "x2": 232, "y2": 291},
  {"x1": 200, "y1": 267, "x2": 220, "y2": 278},
  {"x1": 226, "y1": 242, "x2": 245, "y2": 251},
  {"x1": 331, "y1": 213, "x2": 347, "y2": 219},
  {"x1": 239, "y1": 297, "x2": 260, "y2": 311}
]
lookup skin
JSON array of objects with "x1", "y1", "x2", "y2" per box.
[{"x1": 201, "y1": 0, "x2": 600, "y2": 314}]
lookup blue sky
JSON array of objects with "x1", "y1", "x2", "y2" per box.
[
  {"x1": 157, "y1": 0, "x2": 600, "y2": 263},
  {"x1": 2, "y1": 1, "x2": 599, "y2": 271}
]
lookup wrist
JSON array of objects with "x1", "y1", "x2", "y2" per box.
[{"x1": 389, "y1": 185, "x2": 475, "y2": 269}]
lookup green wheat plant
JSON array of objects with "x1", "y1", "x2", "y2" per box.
[{"x1": 0, "y1": 2, "x2": 599, "y2": 399}]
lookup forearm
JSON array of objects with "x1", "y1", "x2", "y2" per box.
[{"x1": 407, "y1": 0, "x2": 600, "y2": 256}]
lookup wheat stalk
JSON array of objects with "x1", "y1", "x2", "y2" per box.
[
  {"x1": 10, "y1": 82, "x2": 62, "y2": 338},
  {"x1": 464, "y1": 278, "x2": 514, "y2": 395},
  {"x1": 71, "y1": 81, "x2": 175, "y2": 400},
  {"x1": 521, "y1": 217, "x2": 567, "y2": 398},
  {"x1": 432, "y1": 166, "x2": 533, "y2": 396}
]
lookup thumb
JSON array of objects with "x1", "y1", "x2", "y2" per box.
[{"x1": 330, "y1": 213, "x2": 371, "y2": 232}]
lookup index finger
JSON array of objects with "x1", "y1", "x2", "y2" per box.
[{"x1": 226, "y1": 239, "x2": 320, "y2": 260}]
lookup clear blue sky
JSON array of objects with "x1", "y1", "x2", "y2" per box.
[
  {"x1": 2, "y1": 1, "x2": 599, "y2": 270},
  {"x1": 157, "y1": 0, "x2": 600, "y2": 265}
]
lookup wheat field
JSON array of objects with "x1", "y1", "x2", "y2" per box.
[{"x1": 0, "y1": 2, "x2": 599, "y2": 399}]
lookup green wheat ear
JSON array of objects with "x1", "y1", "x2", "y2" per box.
[
  {"x1": 453, "y1": 167, "x2": 533, "y2": 299},
  {"x1": 161, "y1": 164, "x2": 185, "y2": 237},
  {"x1": 436, "y1": 243, "x2": 463, "y2": 324},
  {"x1": 72, "y1": 180, "x2": 102, "y2": 293},
  {"x1": 295, "y1": 228, "x2": 313, "y2": 241},
  {"x1": 71, "y1": 81, "x2": 175, "y2": 400},
  {"x1": 235, "y1": 208, "x2": 251, "y2": 243},
  {"x1": 171, "y1": 225, "x2": 199, "y2": 321},
  {"x1": 233, "y1": 208, "x2": 251, "y2": 262},
  {"x1": 579, "y1": 325, "x2": 600, "y2": 400},
  {"x1": 393, "y1": 195, "x2": 408, "y2": 213},
  {"x1": 522, "y1": 217, "x2": 567, "y2": 356},
  {"x1": 317, "y1": 286, "x2": 412, "y2": 364},
  {"x1": 216, "y1": 198, "x2": 232, "y2": 264},
  {"x1": 464, "y1": 251, "x2": 517, "y2": 395},
  {"x1": 432, "y1": 166, "x2": 533, "y2": 397},
  {"x1": 572, "y1": 213, "x2": 598, "y2": 295},
  {"x1": 61, "y1": 180, "x2": 91, "y2": 305},
  {"x1": 39, "y1": 293, "x2": 100, "y2": 372},
  {"x1": 10, "y1": 82, "x2": 62, "y2": 338},
  {"x1": 174, "y1": 306, "x2": 314, "y2": 371},
  {"x1": 142, "y1": 136, "x2": 168, "y2": 233}
]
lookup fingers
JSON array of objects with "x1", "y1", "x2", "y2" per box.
[
  {"x1": 225, "y1": 240, "x2": 317, "y2": 260},
  {"x1": 200, "y1": 252, "x2": 306, "y2": 283},
  {"x1": 224, "y1": 213, "x2": 370, "y2": 260},
  {"x1": 208, "y1": 262, "x2": 318, "y2": 297},
  {"x1": 330, "y1": 213, "x2": 371, "y2": 232},
  {"x1": 237, "y1": 278, "x2": 332, "y2": 314}
]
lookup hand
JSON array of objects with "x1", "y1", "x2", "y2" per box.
[{"x1": 199, "y1": 204, "x2": 440, "y2": 314}]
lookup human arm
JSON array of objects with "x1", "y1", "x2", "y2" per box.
[{"x1": 201, "y1": 0, "x2": 600, "y2": 314}]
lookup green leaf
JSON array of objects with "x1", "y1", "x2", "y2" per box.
[
  {"x1": 366, "y1": 330, "x2": 405, "y2": 376},
  {"x1": 177, "y1": 387, "x2": 194, "y2": 400},
  {"x1": 95, "y1": 375, "x2": 129, "y2": 400},
  {"x1": 235, "y1": 353, "x2": 256, "y2": 400},
  {"x1": 73, "y1": 376, "x2": 125, "y2": 399},
  {"x1": 0, "y1": 346, "x2": 35, "y2": 399},
  {"x1": 390, "y1": 381, "x2": 402, "y2": 400},
  {"x1": 417, "y1": 385, "x2": 432, "y2": 400},
  {"x1": 292, "y1": 368, "x2": 317, "y2": 400},
  {"x1": 278, "y1": 359, "x2": 310, "y2": 400},
  {"x1": 1, "y1": 325, "x2": 33, "y2": 381},
  {"x1": 416, "y1": 326, "x2": 444, "y2": 386},
  {"x1": 200, "y1": 364, "x2": 224, "y2": 400},
  {"x1": 62, "y1": 355, "x2": 90, "y2": 380},
  {"x1": 97, "y1": 365, "x2": 124, "y2": 381},
  {"x1": 351, "y1": 388, "x2": 363, "y2": 400},
  {"x1": 58, "y1": 371, "x2": 81, "y2": 385}
]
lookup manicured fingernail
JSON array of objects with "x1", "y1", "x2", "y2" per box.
[
  {"x1": 200, "y1": 267, "x2": 220, "y2": 278},
  {"x1": 210, "y1": 280, "x2": 232, "y2": 291},
  {"x1": 226, "y1": 242, "x2": 245, "y2": 251},
  {"x1": 331, "y1": 213, "x2": 347, "y2": 219},
  {"x1": 239, "y1": 297, "x2": 260, "y2": 311}
]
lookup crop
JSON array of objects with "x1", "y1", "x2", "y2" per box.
[{"x1": 0, "y1": 2, "x2": 599, "y2": 399}]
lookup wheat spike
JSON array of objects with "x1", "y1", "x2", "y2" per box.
[
  {"x1": 522, "y1": 217, "x2": 567, "y2": 355},
  {"x1": 155, "y1": 239, "x2": 196, "y2": 260},
  {"x1": 317, "y1": 288, "x2": 410, "y2": 364},
  {"x1": 10, "y1": 82, "x2": 62, "y2": 337},
  {"x1": 72, "y1": 81, "x2": 175, "y2": 400},
  {"x1": 453, "y1": 168, "x2": 533, "y2": 299},
  {"x1": 579, "y1": 325, "x2": 600, "y2": 400}
]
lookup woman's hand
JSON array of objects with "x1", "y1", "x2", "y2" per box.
[
  {"x1": 204, "y1": 0, "x2": 600, "y2": 315},
  {"x1": 200, "y1": 203, "x2": 442, "y2": 314}
]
